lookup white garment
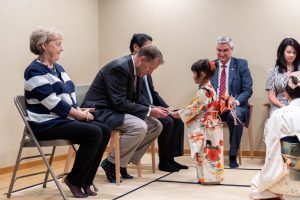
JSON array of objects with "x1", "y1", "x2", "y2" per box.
[{"x1": 250, "y1": 99, "x2": 300, "y2": 199}]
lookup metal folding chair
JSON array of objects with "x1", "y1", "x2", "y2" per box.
[{"x1": 7, "y1": 95, "x2": 76, "y2": 200}]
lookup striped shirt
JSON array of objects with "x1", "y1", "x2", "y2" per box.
[{"x1": 24, "y1": 60, "x2": 77, "y2": 133}]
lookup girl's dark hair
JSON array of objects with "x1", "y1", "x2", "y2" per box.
[
  {"x1": 191, "y1": 59, "x2": 217, "y2": 79},
  {"x1": 129, "y1": 33, "x2": 153, "y2": 53},
  {"x1": 285, "y1": 76, "x2": 300, "y2": 99},
  {"x1": 276, "y1": 38, "x2": 300, "y2": 73}
]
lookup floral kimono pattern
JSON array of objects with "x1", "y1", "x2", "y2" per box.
[{"x1": 179, "y1": 81, "x2": 224, "y2": 183}]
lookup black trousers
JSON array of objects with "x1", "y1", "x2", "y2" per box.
[
  {"x1": 34, "y1": 120, "x2": 111, "y2": 187},
  {"x1": 157, "y1": 116, "x2": 184, "y2": 160},
  {"x1": 220, "y1": 107, "x2": 244, "y2": 157}
]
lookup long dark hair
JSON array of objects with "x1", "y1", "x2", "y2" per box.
[{"x1": 276, "y1": 38, "x2": 300, "y2": 73}]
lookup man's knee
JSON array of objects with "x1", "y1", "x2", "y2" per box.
[{"x1": 152, "y1": 118, "x2": 163, "y2": 136}]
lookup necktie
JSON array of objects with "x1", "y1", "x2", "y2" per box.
[
  {"x1": 219, "y1": 65, "x2": 227, "y2": 98},
  {"x1": 144, "y1": 76, "x2": 153, "y2": 104}
]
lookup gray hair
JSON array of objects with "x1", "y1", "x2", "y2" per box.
[
  {"x1": 137, "y1": 45, "x2": 164, "y2": 65},
  {"x1": 29, "y1": 26, "x2": 63, "y2": 55},
  {"x1": 216, "y1": 36, "x2": 234, "y2": 48}
]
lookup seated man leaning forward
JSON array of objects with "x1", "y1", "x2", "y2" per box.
[{"x1": 82, "y1": 45, "x2": 168, "y2": 183}]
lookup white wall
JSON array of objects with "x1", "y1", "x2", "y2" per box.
[
  {"x1": 0, "y1": 0, "x2": 99, "y2": 168},
  {"x1": 99, "y1": 0, "x2": 300, "y2": 152},
  {"x1": 2, "y1": 0, "x2": 300, "y2": 169}
]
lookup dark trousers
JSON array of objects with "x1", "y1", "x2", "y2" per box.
[
  {"x1": 220, "y1": 107, "x2": 244, "y2": 156},
  {"x1": 35, "y1": 120, "x2": 111, "y2": 187},
  {"x1": 157, "y1": 116, "x2": 184, "y2": 160}
]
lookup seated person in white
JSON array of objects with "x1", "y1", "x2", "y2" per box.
[{"x1": 250, "y1": 71, "x2": 300, "y2": 200}]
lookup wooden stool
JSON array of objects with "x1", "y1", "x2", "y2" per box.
[
  {"x1": 63, "y1": 129, "x2": 156, "y2": 186},
  {"x1": 109, "y1": 130, "x2": 156, "y2": 185}
]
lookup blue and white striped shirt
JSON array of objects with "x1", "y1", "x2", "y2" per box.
[{"x1": 24, "y1": 60, "x2": 77, "y2": 133}]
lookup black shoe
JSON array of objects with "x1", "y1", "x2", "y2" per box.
[
  {"x1": 83, "y1": 185, "x2": 97, "y2": 196},
  {"x1": 120, "y1": 167, "x2": 133, "y2": 179},
  {"x1": 101, "y1": 158, "x2": 121, "y2": 183},
  {"x1": 229, "y1": 155, "x2": 239, "y2": 168},
  {"x1": 158, "y1": 160, "x2": 179, "y2": 172},
  {"x1": 64, "y1": 178, "x2": 88, "y2": 198},
  {"x1": 169, "y1": 158, "x2": 189, "y2": 169}
]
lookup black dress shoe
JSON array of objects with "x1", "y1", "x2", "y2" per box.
[
  {"x1": 83, "y1": 185, "x2": 97, "y2": 196},
  {"x1": 229, "y1": 155, "x2": 239, "y2": 168},
  {"x1": 158, "y1": 160, "x2": 179, "y2": 172},
  {"x1": 120, "y1": 167, "x2": 133, "y2": 179},
  {"x1": 169, "y1": 158, "x2": 189, "y2": 169},
  {"x1": 101, "y1": 158, "x2": 121, "y2": 183},
  {"x1": 64, "y1": 178, "x2": 88, "y2": 198}
]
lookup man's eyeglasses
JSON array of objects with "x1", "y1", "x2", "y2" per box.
[{"x1": 217, "y1": 48, "x2": 231, "y2": 53}]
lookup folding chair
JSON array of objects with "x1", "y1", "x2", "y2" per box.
[{"x1": 7, "y1": 95, "x2": 76, "y2": 200}]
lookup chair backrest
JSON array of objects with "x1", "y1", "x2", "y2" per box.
[
  {"x1": 14, "y1": 95, "x2": 31, "y2": 129},
  {"x1": 75, "y1": 84, "x2": 90, "y2": 106},
  {"x1": 14, "y1": 95, "x2": 74, "y2": 147}
]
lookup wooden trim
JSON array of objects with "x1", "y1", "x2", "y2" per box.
[
  {"x1": 0, "y1": 154, "x2": 68, "y2": 175},
  {"x1": 184, "y1": 148, "x2": 265, "y2": 157},
  {"x1": 0, "y1": 148, "x2": 266, "y2": 175}
]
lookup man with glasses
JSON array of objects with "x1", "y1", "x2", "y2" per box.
[{"x1": 211, "y1": 36, "x2": 253, "y2": 168}]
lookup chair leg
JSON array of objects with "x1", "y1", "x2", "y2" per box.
[
  {"x1": 43, "y1": 146, "x2": 56, "y2": 188},
  {"x1": 137, "y1": 160, "x2": 142, "y2": 177},
  {"x1": 35, "y1": 142, "x2": 67, "y2": 200},
  {"x1": 62, "y1": 145, "x2": 76, "y2": 183},
  {"x1": 151, "y1": 141, "x2": 156, "y2": 173},
  {"x1": 113, "y1": 131, "x2": 121, "y2": 186},
  {"x1": 247, "y1": 126, "x2": 254, "y2": 158},
  {"x1": 7, "y1": 133, "x2": 26, "y2": 198}
]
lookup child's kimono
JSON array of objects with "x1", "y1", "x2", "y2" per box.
[{"x1": 179, "y1": 81, "x2": 224, "y2": 183}]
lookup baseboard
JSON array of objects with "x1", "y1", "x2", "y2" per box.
[
  {"x1": 183, "y1": 149, "x2": 266, "y2": 157},
  {"x1": 0, "y1": 149, "x2": 266, "y2": 175},
  {"x1": 0, "y1": 154, "x2": 68, "y2": 175}
]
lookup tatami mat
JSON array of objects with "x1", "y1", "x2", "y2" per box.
[{"x1": 1, "y1": 155, "x2": 264, "y2": 200}]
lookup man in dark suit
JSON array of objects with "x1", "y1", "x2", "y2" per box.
[
  {"x1": 210, "y1": 36, "x2": 253, "y2": 168},
  {"x1": 130, "y1": 34, "x2": 187, "y2": 172},
  {"x1": 82, "y1": 45, "x2": 168, "y2": 182}
]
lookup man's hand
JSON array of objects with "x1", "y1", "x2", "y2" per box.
[
  {"x1": 171, "y1": 111, "x2": 180, "y2": 119},
  {"x1": 150, "y1": 107, "x2": 168, "y2": 118}
]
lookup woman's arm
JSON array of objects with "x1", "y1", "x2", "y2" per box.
[
  {"x1": 268, "y1": 90, "x2": 283, "y2": 108},
  {"x1": 68, "y1": 107, "x2": 94, "y2": 121}
]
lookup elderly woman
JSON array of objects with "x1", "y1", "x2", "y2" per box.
[
  {"x1": 24, "y1": 27, "x2": 111, "y2": 198},
  {"x1": 266, "y1": 38, "x2": 300, "y2": 116},
  {"x1": 250, "y1": 71, "x2": 300, "y2": 200}
]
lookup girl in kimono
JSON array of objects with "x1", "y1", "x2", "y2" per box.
[
  {"x1": 172, "y1": 59, "x2": 224, "y2": 184},
  {"x1": 250, "y1": 71, "x2": 300, "y2": 200}
]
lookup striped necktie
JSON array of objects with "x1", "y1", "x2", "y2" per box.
[{"x1": 219, "y1": 65, "x2": 227, "y2": 99}]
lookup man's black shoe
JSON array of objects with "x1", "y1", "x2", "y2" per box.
[
  {"x1": 101, "y1": 158, "x2": 121, "y2": 183},
  {"x1": 120, "y1": 167, "x2": 133, "y2": 179}
]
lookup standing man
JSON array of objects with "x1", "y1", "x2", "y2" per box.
[
  {"x1": 82, "y1": 45, "x2": 167, "y2": 183},
  {"x1": 130, "y1": 34, "x2": 187, "y2": 172},
  {"x1": 211, "y1": 36, "x2": 253, "y2": 168}
]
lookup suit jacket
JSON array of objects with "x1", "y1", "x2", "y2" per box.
[
  {"x1": 138, "y1": 75, "x2": 169, "y2": 107},
  {"x1": 82, "y1": 55, "x2": 149, "y2": 129},
  {"x1": 210, "y1": 57, "x2": 253, "y2": 126}
]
